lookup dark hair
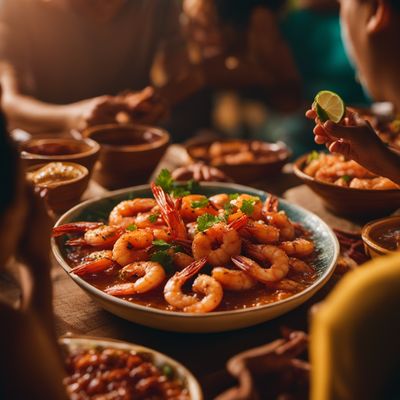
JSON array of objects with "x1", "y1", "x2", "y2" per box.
[
  {"x1": 215, "y1": 0, "x2": 286, "y2": 28},
  {"x1": 0, "y1": 110, "x2": 18, "y2": 214}
]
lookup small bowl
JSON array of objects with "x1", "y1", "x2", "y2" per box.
[
  {"x1": 186, "y1": 139, "x2": 290, "y2": 184},
  {"x1": 83, "y1": 124, "x2": 170, "y2": 189},
  {"x1": 361, "y1": 216, "x2": 400, "y2": 258},
  {"x1": 293, "y1": 154, "x2": 400, "y2": 217},
  {"x1": 60, "y1": 335, "x2": 202, "y2": 400},
  {"x1": 20, "y1": 137, "x2": 100, "y2": 175},
  {"x1": 26, "y1": 162, "x2": 89, "y2": 214}
]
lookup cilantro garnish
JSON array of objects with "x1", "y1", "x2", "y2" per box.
[
  {"x1": 197, "y1": 213, "x2": 223, "y2": 232},
  {"x1": 240, "y1": 199, "x2": 255, "y2": 216},
  {"x1": 191, "y1": 198, "x2": 209, "y2": 208},
  {"x1": 228, "y1": 193, "x2": 239, "y2": 200},
  {"x1": 152, "y1": 239, "x2": 172, "y2": 251},
  {"x1": 126, "y1": 224, "x2": 137, "y2": 231},
  {"x1": 150, "y1": 251, "x2": 173, "y2": 274},
  {"x1": 341, "y1": 175, "x2": 352, "y2": 183},
  {"x1": 307, "y1": 150, "x2": 320, "y2": 164},
  {"x1": 154, "y1": 170, "x2": 200, "y2": 198},
  {"x1": 155, "y1": 169, "x2": 173, "y2": 192},
  {"x1": 148, "y1": 213, "x2": 159, "y2": 223}
]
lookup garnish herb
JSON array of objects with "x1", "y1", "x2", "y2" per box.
[
  {"x1": 341, "y1": 175, "x2": 352, "y2": 183},
  {"x1": 148, "y1": 213, "x2": 159, "y2": 223},
  {"x1": 197, "y1": 213, "x2": 223, "y2": 232},
  {"x1": 155, "y1": 169, "x2": 173, "y2": 192},
  {"x1": 162, "y1": 364, "x2": 174, "y2": 379},
  {"x1": 152, "y1": 239, "x2": 172, "y2": 251},
  {"x1": 126, "y1": 224, "x2": 137, "y2": 231},
  {"x1": 150, "y1": 251, "x2": 173, "y2": 274},
  {"x1": 228, "y1": 193, "x2": 239, "y2": 200},
  {"x1": 155, "y1": 169, "x2": 200, "y2": 198},
  {"x1": 307, "y1": 150, "x2": 320, "y2": 164},
  {"x1": 240, "y1": 199, "x2": 255, "y2": 216},
  {"x1": 191, "y1": 198, "x2": 209, "y2": 208}
]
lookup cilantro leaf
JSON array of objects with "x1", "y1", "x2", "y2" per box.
[
  {"x1": 197, "y1": 213, "x2": 222, "y2": 232},
  {"x1": 341, "y1": 175, "x2": 352, "y2": 183},
  {"x1": 126, "y1": 224, "x2": 137, "y2": 231},
  {"x1": 155, "y1": 169, "x2": 173, "y2": 192},
  {"x1": 148, "y1": 213, "x2": 159, "y2": 223},
  {"x1": 228, "y1": 193, "x2": 239, "y2": 200},
  {"x1": 152, "y1": 239, "x2": 172, "y2": 251},
  {"x1": 240, "y1": 199, "x2": 255, "y2": 216},
  {"x1": 191, "y1": 198, "x2": 209, "y2": 208},
  {"x1": 171, "y1": 186, "x2": 190, "y2": 198},
  {"x1": 150, "y1": 251, "x2": 173, "y2": 274},
  {"x1": 307, "y1": 151, "x2": 320, "y2": 164}
]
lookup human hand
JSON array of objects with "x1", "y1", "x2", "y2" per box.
[{"x1": 305, "y1": 107, "x2": 387, "y2": 174}]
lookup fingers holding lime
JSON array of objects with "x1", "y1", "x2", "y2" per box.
[{"x1": 312, "y1": 91, "x2": 346, "y2": 123}]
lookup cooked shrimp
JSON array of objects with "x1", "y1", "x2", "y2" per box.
[
  {"x1": 112, "y1": 230, "x2": 153, "y2": 266},
  {"x1": 349, "y1": 177, "x2": 399, "y2": 190},
  {"x1": 212, "y1": 267, "x2": 257, "y2": 291},
  {"x1": 52, "y1": 222, "x2": 103, "y2": 238},
  {"x1": 179, "y1": 195, "x2": 218, "y2": 222},
  {"x1": 164, "y1": 258, "x2": 223, "y2": 313},
  {"x1": 133, "y1": 209, "x2": 164, "y2": 229},
  {"x1": 105, "y1": 261, "x2": 166, "y2": 296},
  {"x1": 66, "y1": 225, "x2": 124, "y2": 248},
  {"x1": 315, "y1": 160, "x2": 375, "y2": 183},
  {"x1": 303, "y1": 153, "x2": 338, "y2": 177},
  {"x1": 289, "y1": 258, "x2": 315, "y2": 274},
  {"x1": 279, "y1": 238, "x2": 315, "y2": 258},
  {"x1": 262, "y1": 195, "x2": 295, "y2": 241},
  {"x1": 172, "y1": 252, "x2": 194, "y2": 270},
  {"x1": 267, "y1": 278, "x2": 306, "y2": 292},
  {"x1": 234, "y1": 243, "x2": 289, "y2": 282},
  {"x1": 209, "y1": 193, "x2": 229, "y2": 210},
  {"x1": 230, "y1": 194, "x2": 263, "y2": 220},
  {"x1": 70, "y1": 250, "x2": 117, "y2": 276},
  {"x1": 240, "y1": 219, "x2": 280, "y2": 244},
  {"x1": 192, "y1": 216, "x2": 247, "y2": 267},
  {"x1": 109, "y1": 198, "x2": 157, "y2": 228},
  {"x1": 151, "y1": 183, "x2": 187, "y2": 240}
]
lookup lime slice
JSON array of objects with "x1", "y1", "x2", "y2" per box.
[{"x1": 314, "y1": 91, "x2": 345, "y2": 123}]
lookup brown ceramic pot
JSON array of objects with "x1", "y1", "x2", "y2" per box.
[{"x1": 83, "y1": 124, "x2": 170, "y2": 189}]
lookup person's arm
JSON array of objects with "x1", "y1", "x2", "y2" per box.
[{"x1": 306, "y1": 108, "x2": 400, "y2": 185}]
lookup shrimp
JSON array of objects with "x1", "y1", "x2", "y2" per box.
[
  {"x1": 105, "y1": 261, "x2": 166, "y2": 296},
  {"x1": 209, "y1": 193, "x2": 229, "y2": 210},
  {"x1": 230, "y1": 194, "x2": 263, "y2": 220},
  {"x1": 151, "y1": 183, "x2": 187, "y2": 240},
  {"x1": 192, "y1": 216, "x2": 247, "y2": 267},
  {"x1": 267, "y1": 278, "x2": 306, "y2": 292},
  {"x1": 262, "y1": 195, "x2": 295, "y2": 241},
  {"x1": 315, "y1": 160, "x2": 375, "y2": 183},
  {"x1": 172, "y1": 252, "x2": 194, "y2": 270},
  {"x1": 303, "y1": 153, "x2": 338, "y2": 177},
  {"x1": 235, "y1": 243, "x2": 289, "y2": 282},
  {"x1": 52, "y1": 222, "x2": 103, "y2": 238},
  {"x1": 70, "y1": 250, "x2": 117, "y2": 276},
  {"x1": 349, "y1": 177, "x2": 399, "y2": 190},
  {"x1": 239, "y1": 219, "x2": 280, "y2": 244},
  {"x1": 67, "y1": 225, "x2": 125, "y2": 248},
  {"x1": 164, "y1": 258, "x2": 223, "y2": 313},
  {"x1": 112, "y1": 230, "x2": 153, "y2": 266},
  {"x1": 109, "y1": 198, "x2": 157, "y2": 228},
  {"x1": 212, "y1": 267, "x2": 257, "y2": 291},
  {"x1": 178, "y1": 195, "x2": 218, "y2": 222},
  {"x1": 289, "y1": 258, "x2": 315, "y2": 274},
  {"x1": 279, "y1": 238, "x2": 315, "y2": 258}
]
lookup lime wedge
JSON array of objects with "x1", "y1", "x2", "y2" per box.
[{"x1": 314, "y1": 91, "x2": 345, "y2": 123}]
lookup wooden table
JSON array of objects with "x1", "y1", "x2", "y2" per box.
[{"x1": 49, "y1": 145, "x2": 365, "y2": 399}]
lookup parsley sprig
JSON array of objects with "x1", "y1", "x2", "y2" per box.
[
  {"x1": 155, "y1": 169, "x2": 199, "y2": 198},
  {"x1": 191, "y1": 198, "x2": 209, "y2": 208},
  {"x1": 196, "y1": 213, "x2": 224, "y2": 232}
]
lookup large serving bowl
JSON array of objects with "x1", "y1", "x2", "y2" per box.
[
  {"x1": 82, "y1": 124, "x2": 170, "y2": 189},
  {"x1": 293, "y1": 154, "x2": 400, "y2": 217},
  {"x1": 52, "y1": 183, "x2": 339, "y2": 333},
  {"x1": 60, "y1": 335, "x2": 202, "y2": 399}
]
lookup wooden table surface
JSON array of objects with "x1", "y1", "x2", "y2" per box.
[{"x1": 48, "y1": 145, "x2": 367, "y2": 399}]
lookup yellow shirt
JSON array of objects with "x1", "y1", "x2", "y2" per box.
[{"x1": 311, "y1": 253, "x2": 400, "y2": 400}]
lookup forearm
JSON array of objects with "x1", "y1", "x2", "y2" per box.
[{"x1": 375, "y1": 145, "x2": 400, "y2": 185}]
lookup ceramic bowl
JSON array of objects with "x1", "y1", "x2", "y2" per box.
[
  {"x1": 27, "y1": 162, "x2": 89, "y2": 214},
  {"x1": 52, "y1": 183, "x2": 339, "y2": 333},
  {"x1": 293, "y1": 154, "x2": 400, "y2": 217},
  {"x1": 361, "y1": 216, "x2": 400, "y2": 258},
  {"x1": 83, "y1": 124, "x2": 170, "y2": 189},
  {"x1": 20, "y1": 137, "x2": 100, "y2": 175},
  {"x1": 60, "y1": 335, "x2": 202, "y2": 399},
  {"x1": 186, "y1": 139, "x2": 290, "y2": 184}
]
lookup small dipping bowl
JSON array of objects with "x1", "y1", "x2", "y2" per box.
[
  {"x1": 362, "y1": 216, "x2": 400, "y2": 258},
  {"x1": 20, "y1": 137, "x2": 100, "y2": 175},
  {"x1": 82, "y1": 124, "x2": 170, "y2": 189},
  {"x1": 26, "y1": 162, "x2": 89, "y2": 214}
]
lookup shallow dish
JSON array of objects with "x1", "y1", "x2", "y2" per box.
[
  {"x1": 60, "y1": 335, "x2": 202, "y2": 399},
  {"x1": 27, "y1": 162, "x2": 89, "y2": 214},
  {"x1": 361, "y1": 216, "x2": 400, "y2": 258},
  {"x1": 186, "y1": 139, "x2": 290, "y2": 184},
  {"x1": 20, "y1": 137, "x2": 100, "y2": 175},
  {"x1": 82, "y1": 123, "x2": 170, "y2": 189},
  {"x1": 293, "y1": 154, "x2": 400, "y2": 217},
  {"x1": 52, "y1": 183, "x2": 338, "y2": 333}
]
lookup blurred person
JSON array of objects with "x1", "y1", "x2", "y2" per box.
[
  {"x1": 0, "y1": 0, "x2": 187, "y2": 133},
  {"x1": 0, "y1": 95, "x2": 67, "y2": 398},
  {"x1": 306, "y1": 0, "x2": 400, "y2": 185}
]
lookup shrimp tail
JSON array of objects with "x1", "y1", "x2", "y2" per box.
[
  {"x1": 231, "y1": 255, "x2": 252, "y2": 273},
  {"x1": 70, "y1": 258, "x2": 115, "y2": 276},
  {"x1": 229, "y1": 214, "x2": 248, "y2": 230},
  {"x1": 65, "y1": 238, "x2": 89, "y2": 246},
  {"x1": 176, "y1": 257, "x2": 207, "y2": 279},
  {"x1": 151, "y1": 183, "x2": 187, "y2": 240},
  {"x1": 263, "y1": 195, "x2": 279, "y2": 214},
  {"x1": 52, "y1": 222, "x2": 104, "y2": 237}
]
